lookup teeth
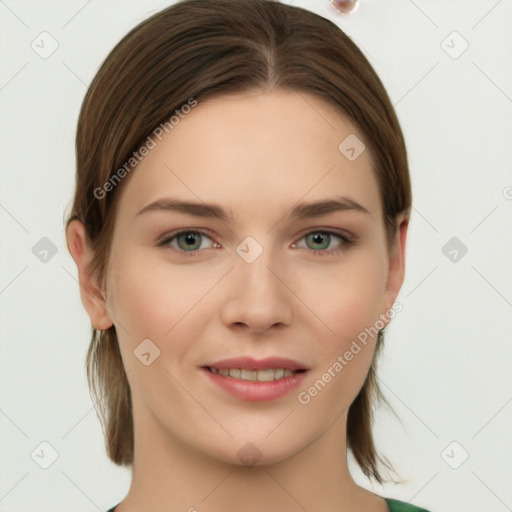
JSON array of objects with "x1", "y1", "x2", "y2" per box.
[{"x1": 209, "y1": 367, "x2": 296, "y2": 381}]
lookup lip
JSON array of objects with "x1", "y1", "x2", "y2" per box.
[
  {"x1": 201, "y1": 366, "x2": 308, "y2": 402},
  {"x1": 203, "y1": 356, "x2": 310, "y2": 372}
]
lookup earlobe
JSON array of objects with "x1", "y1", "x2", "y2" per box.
[{"x1": 66, "y1": 220, "x2": 114, "y2": 331}]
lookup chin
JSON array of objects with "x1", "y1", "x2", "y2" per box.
[{"x1": 204, "y1": 436, "x2": 305, "y2": 468}]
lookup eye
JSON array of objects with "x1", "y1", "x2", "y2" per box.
[
  {"x1": 292, "y1": 230, "x2": 353, "y2": 256},
  {"x1": 157, "y1": 229, "x2": 218, "y2": 255}
]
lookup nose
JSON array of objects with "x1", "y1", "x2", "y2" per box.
[{"x1": 219, "y1": 247, "x2": 294, "y2": 334}]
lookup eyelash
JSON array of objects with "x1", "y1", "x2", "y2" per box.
[{"x1": 157, "y1": 229, "x2": 354, "y2": 257}]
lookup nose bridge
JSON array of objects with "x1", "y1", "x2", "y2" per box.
[
  {"x1": 235, "y1": 235, "x2": 282, "y2": 297},
  {"x1": 220, "y1": 234, "x2": 293, "y2": 331}
]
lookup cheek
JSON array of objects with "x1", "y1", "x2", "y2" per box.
[
  {"x1": 109, "y1": 269, "x2": 170, "y2": 339},
  {"x1": 105, "y1": 255, "x2": 205, "y2": 405},
  {"x1": 294, "y1": 251, "x2": 386, "y2": 347},
  {"x1": 296, "y1": 260, "x2": 384, "y2": 414},
  {"x1": 105, "y1": 251, "x2": 222, "y2": 363},
  {"x1": 105, "y1": 252, "x2": 185, "y2": 349}
]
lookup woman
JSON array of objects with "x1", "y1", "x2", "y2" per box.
[{"x1": 65, "y1": 1, "x2": 430, "y2": 510}]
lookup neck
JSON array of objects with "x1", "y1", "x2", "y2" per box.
[{"x1": 117, "y1": 398, "x2": 385, "y2": 512}]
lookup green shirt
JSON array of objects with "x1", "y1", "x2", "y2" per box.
[
  {"x1": 106, "y1": 497, "x2": 431, "y2": 511},
  {"x1": 385, "y1": 498, "x2": 431, "y2": 511}
]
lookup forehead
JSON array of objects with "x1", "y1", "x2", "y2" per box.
[{"x1": 115, "y1": 90, "x2": 381, "y2": 224}]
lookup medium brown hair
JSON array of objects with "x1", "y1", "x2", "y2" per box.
[{"x1": 65, "y1": 0, "x2": 411, "y2": 484}]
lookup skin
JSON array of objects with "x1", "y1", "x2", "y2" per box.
[{"x1": 67, "y1": 90, "x2": 408, "y2": 512}]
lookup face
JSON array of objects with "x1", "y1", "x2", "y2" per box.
[{"x1": 94, "y1": 91, "x2": 407, "y2": 465}]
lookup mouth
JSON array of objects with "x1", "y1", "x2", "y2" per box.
[
  {"x1": 203, "y1": 366, "x2": 307, "y2": 382},
  {"x1": 200, "y1": 357, "x2": 310, "y2": 402}
]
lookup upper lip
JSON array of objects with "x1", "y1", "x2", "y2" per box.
[{"x1": 203, "y1": 357, "x2": 310, "y2": 372}]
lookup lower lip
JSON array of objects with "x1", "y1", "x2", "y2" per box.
[{"x1": 201, "y1": 368, "x2": 307, "y2": 402}]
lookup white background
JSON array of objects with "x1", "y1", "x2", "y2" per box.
[{"x1": 1, "y1": 1, "x2": 511, "y2": 511}]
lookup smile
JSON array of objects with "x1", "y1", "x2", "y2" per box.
[{"x1": 206, "y1": 367, "x2": 305, "y2": 381}]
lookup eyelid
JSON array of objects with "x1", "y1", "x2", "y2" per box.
[
  {"x1": 156, "y1": 226, "x2": 213, "y2": 242},
  {"x1": 294, "y1": 226, "x2": 355, "y2": 242}
]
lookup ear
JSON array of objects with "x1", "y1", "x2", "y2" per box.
[
  {"x1": 66, "y1": 220, "x2": 114, "y2": 331},
  {"x1": 378, "y1": 213, "x2": 409, "y2": 325}
]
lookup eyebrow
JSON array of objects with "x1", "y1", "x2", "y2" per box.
[{"x1": 135, "y1": 196, "x2": 371, "y2": 221}]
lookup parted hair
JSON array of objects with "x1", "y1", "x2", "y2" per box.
[{"x1": 65, "y1": 0, "x2": 411, "y2": 484}]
